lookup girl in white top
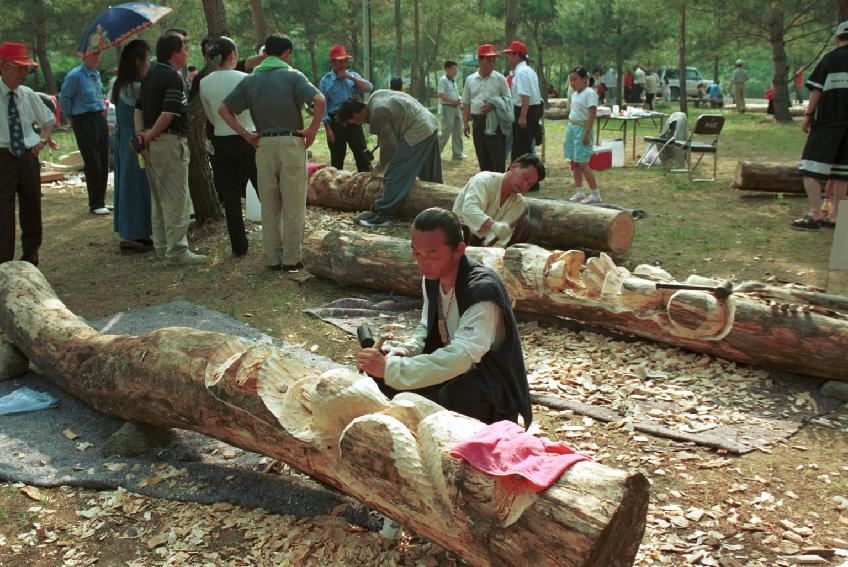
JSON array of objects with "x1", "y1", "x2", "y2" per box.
[
  {"x1": 199, "y1": 37, "x2": 257, "y2": 257},
  {"x1": 563, "y1": 66, "x2": 601, "y2": 204}
]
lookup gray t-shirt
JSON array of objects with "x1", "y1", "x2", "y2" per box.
[{"x1": 223, "y1": 65, "x2": 319, "y2": 134}]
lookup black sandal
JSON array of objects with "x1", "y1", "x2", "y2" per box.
[
  {"x1": 821, "y1": 218, "x2": 836, "y2": 228},
  {"x1": 791, "y1": 214, "x2": 822, "y2": 230}
]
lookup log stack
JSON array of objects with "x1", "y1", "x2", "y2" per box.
[
  {"x1": 734, "y1": 161, "x2": 804, "y2": 193},
  {"x1": 0, "y1": 261, "x2": 650, "y2": 567},
  {"x1": 307, "y1": 167, "x2": 636, "y2": 254},
  {"x1": 302, "y1": 230, "x2": 848, "y2": 382}
]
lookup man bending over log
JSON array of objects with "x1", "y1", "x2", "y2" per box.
[
  {"x1": 452, "y1": 153, "x2": 545, "y2": 247},
  {"x1": 356, "y1": 207, "x2": 532, "y2": 426},
  {"x1": 338, "y1": 90, "x2": 443, "y2": 228}
]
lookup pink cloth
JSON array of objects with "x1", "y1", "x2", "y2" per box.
[
  {"x1": 450, "y1": 421, "x2": 592, "y2": 492},
  {"x1": 307, "y1": 162, "x2": 327, "y2": 178}
]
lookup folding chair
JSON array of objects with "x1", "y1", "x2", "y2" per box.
[
  {"x1": 637, "y1": 111, "x2": 686, "y2": 169},
  {"x1": 670, "y1": 114, "x2": 725, "y2": 182}
]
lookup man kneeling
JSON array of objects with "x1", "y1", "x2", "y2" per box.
[{"x1": 356, "y1": 207, "x2": 532, "y2": 426}]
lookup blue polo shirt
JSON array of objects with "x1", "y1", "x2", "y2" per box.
[
  {"x1": 319, "y1": 70, "x2": 372, "y2": 123},
  {"x1": 59, "y1": 64, "x2": 105, "y2": 117}
]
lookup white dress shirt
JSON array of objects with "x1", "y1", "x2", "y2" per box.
[
  {"x1": 461, "y1": 71, "x2": 511, "y2": 115},
  {"x1": 0, "y1": 81, "x2": 54, "y2": 149},
  {"x1": 510, "y1": 61, "x2": 541, "y2": 107},
  {"x1": 452, "y1": 171, "x2": 525, "y2": 239}
]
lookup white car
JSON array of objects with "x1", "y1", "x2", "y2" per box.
[{"x1": 660, "y1": 67, "x2": 714, "y2": 100}]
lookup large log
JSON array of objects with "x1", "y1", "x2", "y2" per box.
[
  {"x1": 307, "y1": 167, "x2": 636, "y2": 254},
  {"x1": 303, "y1": 230, "x2": 848, "y2": 382},
  {"x1": 0, "y1": 261, "x2": 649, "y2": 567},
  {"x1": 734, "y1": 161, "x2": 804, "y2": 193}
]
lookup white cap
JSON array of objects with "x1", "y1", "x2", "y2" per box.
[
  {"x1": 837, "y1": 21, "x2": 848, "y2": 36},
  {"x1": 735, "y1": 59, "x2": 743, "y2": 65}
]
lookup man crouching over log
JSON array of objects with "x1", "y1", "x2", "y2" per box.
[
  {"x1": 453, "y1": 153, "x2": 545, "y2": 247},
  {"x1": 356, "y1": 207, "x2": 532, "y2": 426}
]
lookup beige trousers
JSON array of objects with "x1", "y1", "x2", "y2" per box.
[
  {"x1": 733, "y1": 84, "x2": 746, "y2": 112},
  {"x1": 255, "y1": 136, "x2": 307, "y2": 266},
  {"x1": 145, "y1": 133, "x2": 191, "y2": 258}
]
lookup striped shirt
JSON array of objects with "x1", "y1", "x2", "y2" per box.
[
  {"x1": 136, "y1": 62, "x2": 188, "y2": 132},
  {"x1": 806, "y1": 45, "x2": 848, "y2": 125}
]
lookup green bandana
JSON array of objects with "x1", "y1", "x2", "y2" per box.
[{"x1": 254, "y1": 56, "x2": 291, "y2": 73}]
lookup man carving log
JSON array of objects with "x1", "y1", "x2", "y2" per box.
[
  {"x1": 357, "y1": 208, "x2": 532, "y2": 426},
  {"x1": 0, "y1": 260, "x2": 649, "y2": 566}
]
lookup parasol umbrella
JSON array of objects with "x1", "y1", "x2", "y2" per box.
[{"x1": 77, "y1": 2, "x2": 173, "y2": 56}]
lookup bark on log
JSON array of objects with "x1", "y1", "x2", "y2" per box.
[
  {"x1": 302, "y1": 230, "x2": 848, "y2": 382},
  {"x1": 308, "y1": 167, "x2": 636, "y2": 254},
  {"x1": 734, "y1": 161, "x2": 804, "y2": 193},
  {"x1": 0, "y1": 261, "x2": 649, "y2": 567}
]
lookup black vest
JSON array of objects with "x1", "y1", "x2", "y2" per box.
[{"x1": 423, "y1": 255, "x2": 532, "y2": 427}]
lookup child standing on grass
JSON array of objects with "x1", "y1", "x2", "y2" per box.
[{"x1": 564, "y1": 67, "x2": 601, "y2": 204}]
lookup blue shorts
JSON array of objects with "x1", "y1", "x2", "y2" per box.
[{"x1": 563, "y1": 124, "x2": 593, "y2": 163}]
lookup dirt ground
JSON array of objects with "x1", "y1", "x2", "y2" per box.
[{"x1": 1, "y1": 109, "x2": 846, "y2": 566}]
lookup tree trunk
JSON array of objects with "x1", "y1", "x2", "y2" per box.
[
  {"x1": 678, "y1": 3, "x2": 688, "y2": 114},
  {"x1": 393, "y1": 0, "x2": 403, "y2": 78},
  {"x1": 248, "y1": 0, "x2": 268, "y2": 44},
  {"x1": 733, "y1": 161, "x2": 804, "y2": 193},
  {"x1": 348, "y1": 0, "x2": 360, "y2": 61},
  {"x1": 33, "y1": 0, "x2": 57, "y2": 94},
  {"x1": 201, "y1": 0, "x2": 228, "y2": 37},
  {"x1": 302, "y1": 230, "x2": 848, "y2": 382},
  {"x1": 505, "y1": 0, "x2": 519, "y2": 44},
  {"x1": 839, "y1": 0, "x2": 848, "y2": 21},
  {"x1": 767, "y1": 6, "x2": 792, "y2": 123},
  {"x1": 533, "y1": 22, "x2": 546, "y2": 103},
  {"x1": 307, "y1": 36, "x2": 319, "y2": 84},
  {"x1": 411, "y1": 0, "x2": 423, "y2": 100},
  {"x1": 187, "y1": 96, "x2": 222, "y2": 224},
  {"x1": 307, "y1": 167, "x2": 635, "y2": 254},
  {"x1": 0, "y1": 261, "x2": 650, "y2": 567}
]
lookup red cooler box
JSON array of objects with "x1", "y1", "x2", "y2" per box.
[{"x1": 569, "y1": 146, "x2": 612, "y2": 171}]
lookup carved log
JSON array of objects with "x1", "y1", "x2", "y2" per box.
[
  {"x1": 307, "y1": 167, "x2": 636, "y2": 254},
  {"x1": 734, "y1": 161, "x2": 804, "y2": 193},
  {"x1": 302, "y1": 230, "x2": 848, "y2": 382},
  {"x1": 0, "y1": 261, "x2": 649, "y2": 567}
]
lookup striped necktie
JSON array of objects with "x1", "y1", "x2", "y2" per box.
[{"x1": 8, "y1": 91, "x2": 26, "y2": 159}]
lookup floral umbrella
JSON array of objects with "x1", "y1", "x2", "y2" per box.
[{"x1": 77, "y1": 2, "x2": 173, "y2": 56}]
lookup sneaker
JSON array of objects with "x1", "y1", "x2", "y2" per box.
[
  {"x1": 267, "y1": 264, "x2": 282, "y2": 271},
  {"x1": 582, "y1": 194, "x2": 603, "y2": 204},
  {"x1": 105, "y1": 204, "x2": 114, "y2": 211},
  {"x1": 353, "y1": 210, "x2": 376, "y2": 223},
  {"x1": 169, "y1": 251, "x2": 208, "y2": 265},
  {"x1": 358, "y1": 215, "x2": 392, "y2": 228},
  {"x1": 451, "y1": 154, "x2": 467, "y2": 161},
  {"x1": 282, "y1": 261, "x2": 304, "y2": 273},
  {"x1": 569, "y1": 192, "x2": 586, "y2": 203},
  {"x1": 91, "y1": 207, "x2": 110, "y2": 215}
]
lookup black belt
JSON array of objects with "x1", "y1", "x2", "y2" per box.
[
  {"x1": 261, "y1": 131, "x2": 303, "y2": 138},
  {"x1": 162, "y1": 129, "x2": 187, "y2": 138}
]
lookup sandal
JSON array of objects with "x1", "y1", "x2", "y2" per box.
[
  {"x1": 821, "y1": 217, "x2": 836, "y2": 228},
  {"x1": 791, "y1": 214, "x2": 822, "y2": 230}
]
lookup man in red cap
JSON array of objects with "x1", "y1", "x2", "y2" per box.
[
  {"x1": 461, "y1": 44, "x2": 511, "y2": 172},
  {"x1": 503, "y1": 40, "x2": 541, "y2": 163},
  {"x1": 0, "y1": 42, "x2": 54, "y2": 266},
  {"x1": 319, "y1": 45, "x2": 372, "y2": 172}
]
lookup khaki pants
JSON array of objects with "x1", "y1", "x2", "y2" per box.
[
  {"x1": 255, "y1": 136, "x2": 307, "y2": 266},
  {"x1": 146, "y1": 134, "x2": 191, "y2": 258},
  {"x1": 733, "y1": 84, "x2": 746, "y2": 112},
  {"x1": 439, "y1": 105, "x2": 463, "y2": 159}
]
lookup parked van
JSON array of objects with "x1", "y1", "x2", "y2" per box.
[{"x1": 660, "y1": 67, "x2": 714, "y2": 100}]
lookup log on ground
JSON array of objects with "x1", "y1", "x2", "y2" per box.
[
  {"x1": 302, "y1": 230, "x2": 848, "y2": 382},
  {"x1": 734, "y1": 161, "x2": 804, "y2": 193},
  {"x1": 0, "y1": 261, "x2": 649, "y2": 567},
  {"x1": 307, "y1": 167, "x2": 635, "y2": 254}
]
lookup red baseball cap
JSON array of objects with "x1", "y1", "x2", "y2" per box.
[
  {"x1": 502, "y1": 40, "x2": 528, "y2": 56},
  {"x1": 329, "y1": 45, "x2": 352, "y2": 60},
  {"x1": 477, "y1": 44, "x2": 499, "y2": 58},
  {"x1": 0, "y1": 42, "x2": 38, "y2": 68}
]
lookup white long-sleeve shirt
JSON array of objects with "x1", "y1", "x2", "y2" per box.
[
  {"x1": 384, "y1": 278, "x2": 505, "y2": 390},
  {"x1": 452, "y1": 171, "x2": 525, "y2": 242}
]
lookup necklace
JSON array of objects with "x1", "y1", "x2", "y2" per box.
[{"x1": 437, "y1": 288, "x2": 455, "y2": 346}]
